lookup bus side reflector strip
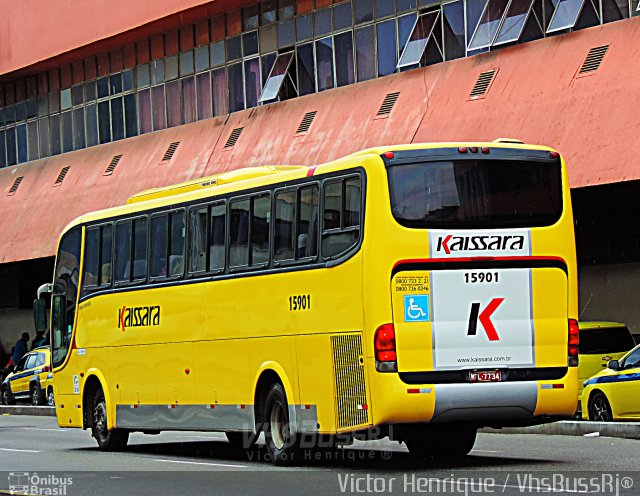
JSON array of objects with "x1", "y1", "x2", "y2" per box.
[
  {"x1": 356, "y1": 404, "x2": 368, "y2": 410},
  {"x1": 540, "y1": 384, "x2": 565, "y2": 389},
  {"x1": 407, "y1": 388, "x2": 433, "y2": 394}
]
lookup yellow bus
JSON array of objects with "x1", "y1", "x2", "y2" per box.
[{"x1": 34, "y1": 141, "x2": 578, "y2": 465}]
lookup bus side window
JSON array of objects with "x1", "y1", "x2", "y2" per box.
[
  {"x1": 188, "y1": 207, "x2": 208, "y2": 273},
  {"x1": 251, "y1": 194, "x2": 271, "y2": 266},
  {"x1": 114, "y1": 221, "x2": 132, "y2": 283},
  {"x1": 322, "y1": 175, "x2": 362, "y2": 259},
  {"x1": 150, "y1": 214, "x2": 168, "y2": 278},
  {"x1": 169, "y1": 211, "x2": 185, "y2": 277},
  {"x1": 100, "y1": 224, "x2": 113, "y2": 286},
  {"x1": 209, "y1": 203, "x2": 226, "y2": 272},
  {"x1": 298, "y1": 185, "x2": 319, "y2": 260},
  {"x1": 229, "y1": 198, "x2": 250, "y2": 268},
  {"x1": 274, "y1": 189, "x2": 295, "y2": 263},
  {"x1": 132, "y1": 218, "x2": 148, "y2": 282},
  {"x1": 83, "y1": 227, "x2": 100, "y2": 288}
]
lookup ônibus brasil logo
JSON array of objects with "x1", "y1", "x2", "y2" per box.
[
  {"x1": 118, "y1": 305, "x2": 161, "y2": 332},
  {"x1": 435, "y1": 234, "x2": 526, "y2": 255}
]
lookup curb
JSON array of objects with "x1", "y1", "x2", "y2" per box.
[
  {"x1": 482, "y1": 421, "x2": 640, "y2": 440},
  {"x1": 0, "y1": 405, "x2": 56, "y2": 417}
]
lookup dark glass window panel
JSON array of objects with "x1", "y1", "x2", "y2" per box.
[
  {"x1": 50, "y1": 114, "x2": 61, "y2": 156},
  {"x1": 109, "y1": 73, "x2": 123, "y2": 95},
  {"x1": 166, "y1": 80, "x2": 181, "y2": 128},
  {"x1": 251, "y1": 195, "x2": 271, "y2": 266},
  {"x1": 243, "y1": 3, "x2": 260, "y2": 30},
  {"x1": 335, "y1": 31, "x2": 355, "y2": 86},
  {"x1": 122, "y1": 69, "x2": 134, "y2": 91},
  {"x1": 180, "y1": 50, "x2": 195, "y2": 75},
  {"x1": 165, "y1": 55, "x2": 179, "y2": 80},
  {"x1": 345, "y1": 176, "x2": 362, "y2": 227},
  {"x1": 261, "y1": 52, "x2": 277, "y2": 85},
  {"x1": 195, "y1": 46, "x2": 210, "y2": 72},
  {"x1": 228, "y1": 63, "x2": 245, "y2": 112},
  {"x1": 196, "y1": 72, "x2": 213, "y2": 120},
  {"x1": 84, "y1": 228, "x2": 100, "y2": 287},
  {"x1": 297, "y1": 43, "x2": 316, "y2": 96},
  {"x1": 398, "y1": 13, "x2": 418, "y2": 54},
  {"x1": 101, "y1": 225, "x2": 113, "y2": 286},
  {"x1": 243, "y1": 31, "x2": 259, "y2": 57},
  {"x1": 98, "y1": 101, "x2": 111, "y2": 144},
  {"x1": 467, "y1": 0, "x2": 488, "y2": 37},
  {"x1": 6, "y1": 127, "x2": 16, "y2": 165},
  {"x1": 85, "y1": 80, "x2": 97, "y2": 101},
  {"x1": 298, "y1": 185, "x2": 319, "y2": 259},
  {"x1": 396, "y1": 0, "x2": 417, "y2": 12},
  {"x1": 602, "y1": 0, "x2": 628, "y2": 21},
  {"x1": 137, "y1": 63, "x2": 150, "y2": 88},
  {"x1": 377, "y1": 19, "x2": 397, "y2": 76},
  {"x1": 275, "y1": 190, "x2": 296, "y2": 262},
  {"x1": 16, "y1": 124, "x2": 28, "y2": 163},
  {"x1": 277, "y1": 20, "x2": 295, "y2": 48},
  {"x1": 111, "y1": 97, "x2": 125, "y2": 141},
  {"x1": 169, "y1": 211, "x2": 185, "y2": 277},
  {"x1": 230, "y1": 198, "x2": 250, "y2": 267},
  {"x1": 138, "y1": 88, "x2": 152, "y2": 134},
  {"x1": 151, "y1": 59, "x2": 165, "y2": 85},
  {"x1": 188, "y1": 207, "x2": 208, "y2": 273},
  {"x1": 49, "y1": 92, "x2": 60, "y2": 114},
  {"x1": 27, "y1": 121, "x2": 38, "y2": 160},
  {"x1": 85, "y1": 103, "x2": 98, "y2": 146},
  {"x1": 132, "y1": 218, "x2": 148, "y2": 281},
  {"x1": 296, "y1": 13, "x2": 313, "y2": 41},
  {"x1": 124, "y1": 93, "x2": 138, "y2": 138},
  {"x1": 26, "y1": 98, "x2": 37, "y2": 119},
  {"x1": 115, "y1": 221, "x2": 132, "y2": 282},
  {"x1": 0, "y1": 108, "x2": 5, "y2": 126},
  {"x1": 260, "y1": 52, "x2": 294, "y2": 102},
  {"x1": 97, "y1": 77, "x2": 110, "y2": 98},
  {"x1": 210, "y1": 41, "x2": 225, "y2": 67},
  {"x1": 38, "y1": 118, "x2": 50, "y2": 157},
  {"x1": 580, "y1": 327, "x2": 636, "y2": 354},
  {"x1": 398, "y1": 11, "x2": 439, "y2": 67},
  {"x1": 227, "y1": 35, "x2": 243, "y2": 61},
  {"x1": 315, "y1": 8, "x2": 332, "y2": 36},
  {"x1": 72, "y1": 85, "x2": 84, "y2": 106},
  {"x1": 15, "y1": 102, "x2": 27, "y2": 122},
  {"x1": 334, "y1": 2, "x2": 353, "y2": 30},
  {"x1": 494, "y1": 0, "x2": 535, "y2": 45},
  {"x1": 37, "y1": 95, "x2": 48, "y2": 117},
  {"x1": 260, "y1": 24, "x2": 278, "y2": 54},
  {"x1": 547, "y1": 0, "x2": 588, "y2": 32},
  {"x1": 443, "y1": 0, "x2": 466, "y2": 59},
  {"x1": 212, "y1": 68, "x2": 228, "y2": 116},
  {"x1": 355, "y1": 26, "x2": 376, "y2": 82},
  {"x1": 468, "y1": 0, "x2": 510, "y2": 50},
  {"x1": 62, "y1": 110, "x2": 73, "y2": 152},
  {"x1": 354, "y1": 0, "x2": 374, "y2": 23},
  {"x1": 0, "y1": 130, "x2": 5, "y2": 168},
  {"x1": 4, "y1": 106, "x2": 15, "y2": 125},
  {"x1": 60, "y1": 89, "x2": 72, "y2": 111},
  {"x1": 261, "y1": 0, "x2": 277, "y2": 25},
  {"x1": 151, "y1": 84, "x2": 166, "y2": 130},
  {"x1": 244, "y1": 58, "x2": 261, "y2": 109},
  {"x1": 278, "y1": 0, "x2": 296, "y2": 19},
  {"x1": 209, "y1": 203, "x2": 226, "y2": 271},
  {"x1": 182, "y1": 77, "x2": 196, "y2": 124},
  {"x1": 150, "y1": 214, "x2": 168, "y2": 278},
  {"x1": 376, "y1": 0, "x2": 395, "y2": 17},
  {"x1": 316, "y1": 37, "x2": 335, "y2": 92},
  {"x1": 73, "y1": 107, "x2": 85, "y2": 150}
]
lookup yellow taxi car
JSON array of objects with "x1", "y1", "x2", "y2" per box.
[
  {"x1": 1, "y1": 347, "x2": 54, "y2": 406},
  {"x1": 578, "y1": 322, "x2": 635, "y2": 403},
  {"x1": 581, "y1": 343, "x2": 640, "y2": 421}
]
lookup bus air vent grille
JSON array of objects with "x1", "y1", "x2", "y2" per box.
[
  {"x1": 578, "y1": 45, "x2": 609, "y2": 75},
  {"x1": 331, "y1": 333, "x2": 369, "y2": 430},
  {"x1": 376, "y1": 92, "x2": 400, "y2": 117},
  {"x1": 224, "y1": 127, "x2": 244, "y2": 148},
  {"x1": 296, "y1": 111, "x2": 317, "y2": 134},
  {"x1": 8, "y1": 176, "x2": 24, "y2": 195},
  {"x1": 470, "y1": 69, "x2": 497, "y2": 98},
  {"x1": 104, "y1": 154, "x2": 123, "y2": 176},
  {"x1": 162, "y1": 142, "x2": 180, "y2": 162},
  {"x1": 55, "y1": 166, "x2": 70, "y2": 186}
]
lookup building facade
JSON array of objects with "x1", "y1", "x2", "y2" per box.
[{"x1": 1, "y1": 0, "x2": 639, "y2": 352}]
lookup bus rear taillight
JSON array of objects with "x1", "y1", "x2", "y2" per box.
[
  {"x1": 568, "y1": 319, "x2": 579, "y2": 367},
  {"x1": 375, "y1": 324, "x2": 397, "y2": 372}
]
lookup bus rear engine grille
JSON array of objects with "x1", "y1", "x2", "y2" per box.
[{"x1": 331, "y1": 333, "x2": 369, "y2": 430}]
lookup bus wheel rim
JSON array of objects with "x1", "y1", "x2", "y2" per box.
[
  {"x1": 270, "y1": 402, "x2": 286, "y2": 450},
  {"x1": 94, "y1": 404, "x2": 106, "y2": 436}
]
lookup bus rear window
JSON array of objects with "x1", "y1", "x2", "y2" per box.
[
  {"x1": 387, "y1": 159, "x2": 562, "y2": 228},
  {"x1": 580, "y1": 327, "x2": 636, "y2": 355}
]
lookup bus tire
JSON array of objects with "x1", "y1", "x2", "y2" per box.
[
  {"x1": 263, "y1": 383, "x2": 300, "y2": 466},
  {"x1": 92, "y1": 390, "x2": 129, "y2": 451}
]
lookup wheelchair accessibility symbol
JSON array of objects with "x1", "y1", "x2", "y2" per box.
[{"x1": 404, "y1": 295, "x2": 430, "y2": 322}]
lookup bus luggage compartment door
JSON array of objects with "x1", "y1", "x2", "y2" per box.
[{"x1": 391, "y1": 265, "x2": 568, "y2": 373}]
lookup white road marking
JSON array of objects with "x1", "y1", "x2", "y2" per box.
[
  {"x1": 471, "y1": 449, "x2": 502, "y2": 453},
  {"x1": 21, "y1": 427, "x2": 68, "y2": 432},
  {"x1": 154, "y1": 458, "x2": 247, "y2": 468},
  {"x1": 0, "y1": 447, "x2": 41, "y2": 453}
]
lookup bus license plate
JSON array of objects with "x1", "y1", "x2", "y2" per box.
[{"x1": 469, "y1": 370, "x2": 501, "y2": 382}]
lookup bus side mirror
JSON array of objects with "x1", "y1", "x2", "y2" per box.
[
  {"x1": 33, "y1": 298, "x2": 48, "y2": 332},
  {"x1": 607, "y1": 360, "x2": 620, "y2": 371}
]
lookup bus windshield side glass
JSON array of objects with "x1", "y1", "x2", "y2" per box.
[{"x1": 387, "y1": 159, "x2": 562, "y2": 228}]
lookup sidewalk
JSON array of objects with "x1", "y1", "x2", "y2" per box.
[
  {"x1": 482, "y1": 421, "x2": 640, "y2": 440},
  {"x1": 0, "y1": 405, "x2": 55, "y2": 417}
]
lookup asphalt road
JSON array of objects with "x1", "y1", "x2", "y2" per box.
[{"x1": 1, "y1": 415, "x2": 639, "y2": 496}]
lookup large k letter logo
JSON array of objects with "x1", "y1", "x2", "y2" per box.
[{"x1": 467, "y1": 298, "x2": 504, "y2": 341}]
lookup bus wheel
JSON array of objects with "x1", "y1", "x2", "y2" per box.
[
  {"x1": 588, "y1": 391, "x2": 613, "y2": 422},
  {"x1": 92, "y1": 390, "x2": 129, "y2": 451},
  {"x1": 263, "y1": 383, "x2": 300, "y2": 466},
  {"x1": 30, "y1": 384, "x2": 44, "y2": 406},
  {"x1": 225, "y1": 431, "x2": 258, "y2": 450}
]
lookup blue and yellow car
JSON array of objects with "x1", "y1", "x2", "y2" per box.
[
  {"x1": 1, "y1": 347, "x2": 54, "y2": 406},
  {"x1": 581, "y1": 344, "x2": 640, "y2": 421}
]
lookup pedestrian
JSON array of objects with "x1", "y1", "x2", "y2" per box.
[
  {"x1": 31, "y1": 330, "x2": 47, "y2": 350},
  {"x1": 11, "y1": 332, "x2": 29, "y2": 365}
]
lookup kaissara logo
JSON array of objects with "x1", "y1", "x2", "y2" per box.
[
  {"x1": 118, "y1": 305, "x2": 161, "y2": 332},
  {"x1": 435, "y1": 234, "x2": 526, "y2": 255}
]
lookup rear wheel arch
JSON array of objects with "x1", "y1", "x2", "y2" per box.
[
  {"x1": 253, "y1": 365, "x2": 296, "y2": 433},
  {"x1": 82, "y1": 375, "x2": 108, "y2": 429}
]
